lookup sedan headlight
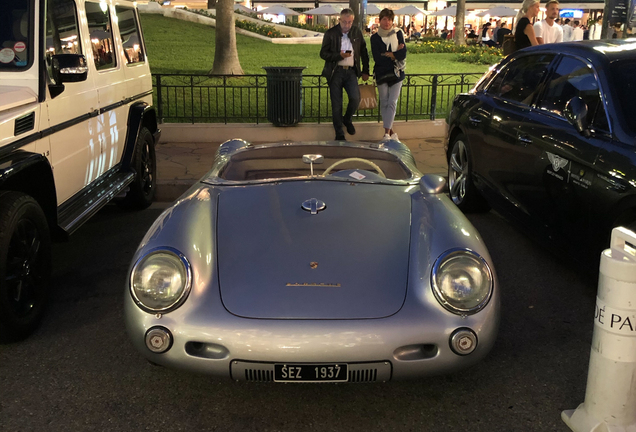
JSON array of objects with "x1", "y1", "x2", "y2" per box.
[
  {"x1": 431, "y1": 249, "x2": 493, "y2": 315},
  {"x1": 130, "y1": 247, "x2": 192, "y2": 313}
]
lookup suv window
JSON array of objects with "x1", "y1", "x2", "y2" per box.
[
  {"x1": 115, "y1": 6, "x2": 145, "y2": 65},
  {"x1": 45, "y1": 0, "x2": 82, "y2": 74},
  {"x1": 0, "y1": 0, "x2": 32, "y2": 70},
  {"x1": 487, "y1": 54, "x2": 554, "y2": 105},
  {"x1": 85, "y1": 2, "x2": 117, "y2": 70},
  {"x1": 539, "y1": 56, "x2": 608, "y2": 130}
]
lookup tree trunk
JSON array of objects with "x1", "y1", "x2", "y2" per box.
[
  {"x1": 207, "y1": 0, "x2": 216, "y2": 8},
  {"x1": 349, "y1": 0, "x2": 365, "y2": 31},
  {"x1": 211, "y1": 0, "x2": 243, "y2": 75},
  {"x1": 454, "y1": 0, "x2": 466, "y2": 45}
]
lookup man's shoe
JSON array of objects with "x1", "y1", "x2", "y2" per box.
[
  {"x1": 344, "y1": 121, "x2": 356, "y2": 135},
  {"x1": 335, "y1": 135, "x2": 346, "y2": 141}
]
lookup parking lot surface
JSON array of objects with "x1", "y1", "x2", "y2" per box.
[{"x1": 0, "y1": 203, "x2": 597, "y2": 432}]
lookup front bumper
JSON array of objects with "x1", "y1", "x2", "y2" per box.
[{"x1": 125, "y1": 296, "x2": 499, "y2": 382}]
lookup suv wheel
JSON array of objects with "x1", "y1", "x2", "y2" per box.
[
  {"x1": 0, "y1": 192, "x2": 51, "y2": 343},
  {"x1": 119, "y1": 127, "x2": 157, "y2": 210},
  {"x1": 448, "y1": 134, "x2": 489, "y2": 212}
]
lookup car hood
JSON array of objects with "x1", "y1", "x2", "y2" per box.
[{"x1": 217, "y1": 181, "x2": 412, "y2": 319}]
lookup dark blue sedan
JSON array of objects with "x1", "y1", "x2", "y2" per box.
[{"x1": 446, "y1": 40, "x2": 636, "y2": 253}]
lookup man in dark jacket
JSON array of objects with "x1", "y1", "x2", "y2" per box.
[{"x1": 320, "y1": 8, "x2": 370, "y2": 140}]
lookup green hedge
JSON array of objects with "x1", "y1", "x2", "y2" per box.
[
  {"x1": 407, "y1": 40, "x2": 503, "y2": 64},
  {"x1": 190, "y1": 8, "x2": 291, "y2": 38}
]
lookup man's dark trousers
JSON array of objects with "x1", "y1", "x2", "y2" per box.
[{"x1": 329, "y1": 67, "x2": 359, "y2": 139}]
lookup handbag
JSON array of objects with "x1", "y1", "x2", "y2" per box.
[{"x1": 358, "y1": 83, "x2": 377, "y2": 110}]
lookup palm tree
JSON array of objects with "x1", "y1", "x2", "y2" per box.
[
  {"x1": 211, "y1": 0, "x2": 244, "y2": 75},
  {"x1": 453, "y1": 0, "x2": 466, "y2": 45}
]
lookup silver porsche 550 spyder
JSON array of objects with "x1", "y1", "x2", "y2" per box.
[{"x1": 125, "y1": 139, "x2": 499, "y2": 382}]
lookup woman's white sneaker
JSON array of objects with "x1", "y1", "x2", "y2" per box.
[
  {"x1": 390, "y1": 132, "x2": 399, "y2": 141},
  {"x1": 381, "y1": 133, "x2": 391, "y2": 141}
]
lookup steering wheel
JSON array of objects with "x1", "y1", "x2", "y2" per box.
[{"x1": 322, "y1": 158, "x2": 386, "y2": 178}]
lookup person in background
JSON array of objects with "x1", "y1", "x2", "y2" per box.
[
  {"x1": 589, "y1": 15, "x2": 603, "y2": 39},
  {"x1": 440, "y1": 27, "x2": 449, "y2": 40},
  {"x1": 572, "y1": 20, "x2": 584, "y2": 40},
  {"x1": 534, "y1": 0, "x2": 563, "y2": 43},
  {"x1": 412, "y1": 24, "x2": 421, "y2": 38},
  {"x1": 371, "y1": 8, "x2": 407, "y2": 141},
  {"x1": 513, "y1": 0, "x2": 541, "y2": 50},
  {"x1": 562, "y1": 18, "x2": 573, "y2": 41},
  {"x1": 320, "y1": 8, "x2": 370, "y2": 141},
  {"x1": 481, "y1": 22, "x2": 496, "y2": 46},
  {"x1": 613, "y1": 22, "x2": 623, "y2": 38},
  {"x1": 371, "y1": 18, "x2": 380, "y2": 34},
  {"x1": 492, "y1": 20, "x2": 501, "y2": 45},
  {"x1": 496, "y1": 21, "x2": 512, "y2": 46}
]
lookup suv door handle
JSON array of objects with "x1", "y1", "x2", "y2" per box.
[{"x1": 468, "y1": 116, "x2": 482, "y2": 124}]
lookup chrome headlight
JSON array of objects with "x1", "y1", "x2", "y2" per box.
[
  {"x1": 431, "y1": 249, "x2": 493, "y2": 315},
  {"x1": 130, "y1": 248, "x2": 192, "y2": 313}
]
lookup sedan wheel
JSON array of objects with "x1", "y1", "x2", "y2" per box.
[{"x1": 448, "y1": 135, "x2": 489, "y2": 212}]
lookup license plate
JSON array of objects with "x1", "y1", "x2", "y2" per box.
[{"x1": 274, "y1": 363, "x2": 348, "y2": 382}]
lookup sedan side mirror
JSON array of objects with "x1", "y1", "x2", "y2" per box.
[{"x1": 564, "y1": 97, "x2": 590, "y2": 136}]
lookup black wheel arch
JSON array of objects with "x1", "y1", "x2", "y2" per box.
[
  {"x1": 121, "y1": 103, "x2": 159, "y2": 170},
  {"x1": 0, "y1": 151, "x2": 57, "y2": 231},
  {"x1": 446, "y1": 125, "x2": 468, "y2": 159}
]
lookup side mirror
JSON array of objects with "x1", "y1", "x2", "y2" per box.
[
  {"x1": 50, "y1": 54, "x2": 88, "y2": 84},
  {"x1": 564, "y1": 97, "x2": 590, "y2": 136},
  {"x1": 419, "y1": 174, "x2": 447, "y2": 195}
]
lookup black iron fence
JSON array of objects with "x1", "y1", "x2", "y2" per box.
[{"x1": 152, "y1": 72, "x2": 483, "y2": 124}]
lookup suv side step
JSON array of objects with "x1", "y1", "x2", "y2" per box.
[{"x1": 57, "y1": 170, "x2": 135, "y2": 236}]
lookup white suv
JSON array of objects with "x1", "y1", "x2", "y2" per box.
[{"x1": 0, "y1": 0, "x2": 160, "y2": 342}]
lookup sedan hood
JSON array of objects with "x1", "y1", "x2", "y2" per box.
[{"x1": 217, "y1": 181, "x2": 412, "y2": 319}]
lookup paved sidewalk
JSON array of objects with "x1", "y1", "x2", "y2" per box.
[{"x1": 155, "y1": 137, "x2": 448, "y2": 202}]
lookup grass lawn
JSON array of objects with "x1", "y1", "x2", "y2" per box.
[{"x1": 140, "y1": 14, "x2": 491, "y2": 76}]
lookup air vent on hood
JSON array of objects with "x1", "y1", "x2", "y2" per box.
[{"x1": 14, "y1": 112, "x2": 35, "y2": 136}]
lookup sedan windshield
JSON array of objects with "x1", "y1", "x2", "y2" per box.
[
  {"x1": 609, "y1": 59, "x2": 636, "y2": 136},
  {"x1": 0, "y1": 0, "x2": 32, "y2": 70}
]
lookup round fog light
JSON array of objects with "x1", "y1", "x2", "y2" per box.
[
  {"x1": 145, "y1": 327, "x2": 173, "y2": 353},
  {"x1": 450, "y1": 328, "x2": 477, "y2": 356}
]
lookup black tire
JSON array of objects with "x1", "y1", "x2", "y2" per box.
[
  {"x1": 118, "y1": 127, "x2": 156, "y2": 210},
  {"x1": 447, "y1": 134, "x2": 490, "y2": 213},
  {"x1": 0, "y1": 192, "x2": 51, "y2": 343}
]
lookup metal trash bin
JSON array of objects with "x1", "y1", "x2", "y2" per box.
[{"x1": 263, "y1": 66, "x2": 306, "y2": 126}]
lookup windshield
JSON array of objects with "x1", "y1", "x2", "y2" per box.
[
  {"x1": 609, "y1": 59, "x2": 636, "y2": 136},
  {"x1": 0, "y1": 0, "x2": 33, "y2": 70},
  {"x1": 217, "y1": 144, "x2": 413, "y2": 184}
]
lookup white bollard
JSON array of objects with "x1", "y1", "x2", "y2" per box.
[{"x1": 562, "y1": 227, "x2": 636, "y2": 432}]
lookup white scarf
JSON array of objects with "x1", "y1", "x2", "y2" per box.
[{"x1": 377, "y1": 27, "x2": 401, "y2": 52}]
